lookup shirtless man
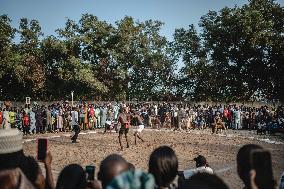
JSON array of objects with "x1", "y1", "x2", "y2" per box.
[
  {"x1": 117, "y1": 108, "x2": 130, "y2": 150},
  {"x1": 132, "y1": 112, "x2": 145, "y2": 145}
]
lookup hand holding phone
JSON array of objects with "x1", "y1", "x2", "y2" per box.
[
  {"x1": 250, "y1": 149, "x2": 275, "y2": 189},
  {"x1": 37, "y1": 138, "x2": 48, "y2": 161},
  {"x1": 86, "y1": 165, "x2": 95, "y2": 181}
]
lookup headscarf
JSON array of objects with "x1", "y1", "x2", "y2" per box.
[{"x1": 106, "y1": 169, "x2": 155, "y2": 189}]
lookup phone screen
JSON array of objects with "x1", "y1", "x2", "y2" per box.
[
  {"x1": 250, "y1": 149, "x2": 274, "y2": 188},
  {"x1": 37, "y1": 138, "x2": 48, "y2": 160},
  {"x1": 86, "y1": 165, "x2": 95, "y2": 181}
]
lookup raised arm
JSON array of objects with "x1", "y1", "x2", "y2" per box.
[{"x1": 43, "y1": 151, "x2": 55, "y2": 189}]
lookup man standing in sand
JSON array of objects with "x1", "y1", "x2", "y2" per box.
[
  {"x1": 117, "y1": 108, "x2": 130, "y2": 150},
  {"x1": 132, "y1": 111, "x2": 145, "y2": 145},
  {"x1": 71, "y1": 107, "x2": 80, "y2": 143}
]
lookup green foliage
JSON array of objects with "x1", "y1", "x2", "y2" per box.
[
  {"x1": 0, "y1": 13, "x2": 175, "y2": 101},
  {"x1": 173, "y1": 0, "x2": 284, "y2": 102},
  {"x1": 0, "y1": 0, "x2": 283, "y2": 101}
]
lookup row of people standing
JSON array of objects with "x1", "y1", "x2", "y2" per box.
[
  {"x1": 124, "y1": 103, "x2": 284, "y2": 131},
  {"x1": 1, "y1": 102, "x2": 283, "y2": 133},
  {"x1": 0, "y1": 102, "x2": 122, "y2": 134}
]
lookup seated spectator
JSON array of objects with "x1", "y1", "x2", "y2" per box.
[
  {"x1": 181, "y1": 155, "x2": 213, "y2": 179},
  {"x1": 237, "y1": 144, "x2": 263, "y2": 189},
  {"x1": 106, "y1": 169, "x2": 155, "y2": 189},
  {"x1": 179, "y1": 172, "x2": 229, "y2": 189},
  {"x1": 56, "y1": 164, "x2": 87, "y2": 189},
  {"x1": 98, "y1": 154, "x2": 129, "y2": 189},
  {"x1": 148, "y1": 146, "x2": 178, "y2": 189}
]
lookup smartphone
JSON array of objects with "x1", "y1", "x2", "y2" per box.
[
  {"x1": 86, "y1": 165, "x2": 95, "y2": 181},
  {"x1": 37, "y1": 138, "x2": 48, "y2": 161},
  {"x1": 250, "y1": 149, "x2": 274, "y2": 189}
]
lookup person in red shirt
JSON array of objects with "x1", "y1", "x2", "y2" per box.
[
  {"x1": 223, "y1": 107, "x2": 229, "y2": 129},
  {"x1": 89, "y1": 104, "x2": 95, "y2": 129},
  {"x1": 227, "y1": 107, "x2": 233, "y2": 129},
  {"x1": 22, "y1": 112, "x2": 30, "y2": 135}
]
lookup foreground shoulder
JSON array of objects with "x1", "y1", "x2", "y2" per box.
[{"x1": 206, "y1": 167, "x2": 214, "y2": 174}]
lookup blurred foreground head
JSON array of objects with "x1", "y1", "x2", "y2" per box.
[
  {"x1": 56, "y1": 164, "x2": 87, "y2": 189},
  {"x1": 249, "y1": 149, "x2": 276, "y2": 189},
  {"x1": 0, "y1": 129, "x2": 24, "y2": 171},
  {"x1": 194, "y1": 155, "x2": 208, "y2": 167},
  {"x1": 106, "y1": 169, "x2": 155, "y2": 189},
  {"x1": 0, "y1": 129, "x2": 46, "y2": 189},
  {"x1": 148, "y1": 146, "x2": 178, "y2": 188},
  {"x1": 237, "y1": 144, "x2": 262, "y2": 189},
  {"x1": 179, "y1": 172, "x2": 229, "y2": 189},
  {"x1": 98, "y1": 154, "x2": 129, "y2": 189}
]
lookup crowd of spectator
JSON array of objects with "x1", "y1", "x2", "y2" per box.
[
  {"x1": 0, "y1": 101, "x2": 284, "y2": 134},
  {"x1": 0, "y1": 128, "x2": 283, "y2": 189}
]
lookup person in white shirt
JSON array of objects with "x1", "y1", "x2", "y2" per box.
[
  {"x1": 71, "y1": 107, "x2": 80, "y2": 143},
  {"x1": 2, "y1": 108, "x2": 10, "y2": 129},
  {"x1": 154, "y1": 104, "x2": 158, "y2": 116},
  {"x1": 29, "y1": 109, "x2": 36, "y2": 134},
  {"x1": 132, "y1": 112, "x2": 145, "y2": 145},
  {"x1": 181, "y1": 155, "x2": 213, "y2": 179}
]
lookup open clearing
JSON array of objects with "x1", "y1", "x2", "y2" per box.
[{"x1": 23, "y1": 129, "x2": 284, "y2": 189}]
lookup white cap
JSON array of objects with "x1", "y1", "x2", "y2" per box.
[{"x1": 0, "y1": 129, "x2": 23, "y2": 154}]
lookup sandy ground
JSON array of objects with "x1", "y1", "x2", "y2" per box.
[{"x1": 22, "y1": 128, "x2": 284, "y2": 189}]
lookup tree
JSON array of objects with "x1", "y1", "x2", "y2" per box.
[
  {"x1": 174, "y1": 0, "x2": 284, "y2": 102},
  {"x1": 15, "y1": 18, "x2": 46, "y2": 99},
  {"x1": 0, "y1": 14, "x2": 18, "y2": 100},
  {"x1": 172, "y1": 25, "x2": 207, "y2": 100},
  {"x1": 42, "y1": 16, "x2": 108, "y2": 100},
  {"x1": 114, "y1": 17, "x2": 176, "y2": 100}
]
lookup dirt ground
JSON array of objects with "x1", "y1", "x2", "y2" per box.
[{"x1": 22, "y1": 128, "x2": 284, "y2": 189}]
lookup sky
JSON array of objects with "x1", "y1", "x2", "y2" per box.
[{"x1": 1, "y1": 0, "x2": 275, "y2": 42}]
